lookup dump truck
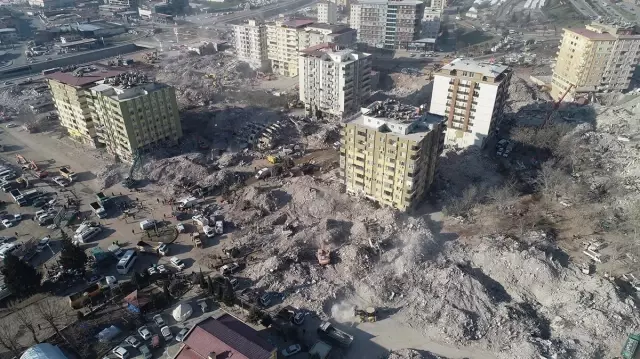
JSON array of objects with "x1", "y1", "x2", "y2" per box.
[
  {"x1": 59, "y1": 167, "x2": 76, "y2": 181},
  {"x1": 354, "y1": 306, "x2": 377, "y2": 322},
  {"x1": 621, "y1": 333, "x2": 640, "y2": 359},
  {"x1": 90, "y1": 201, "x2": 106, "y2": 218},
  {"x1": 317, "y1": 322, "x2": 353, "y2": 348}
]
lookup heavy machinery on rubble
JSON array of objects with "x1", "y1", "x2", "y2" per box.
[
  {"x1": 354, "y1": 306, "x2": 377, "y2": 323},
  {"x1": 621, "y1": 333, "x2": 640, "y2": 359}
]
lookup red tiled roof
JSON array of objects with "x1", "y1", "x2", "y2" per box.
[
  {"x1": 45, "y1": 68, "x2": 124, "y2": 87},
  {"x1": 177, "y1": 315, "x2": 274, "y2": 359}
]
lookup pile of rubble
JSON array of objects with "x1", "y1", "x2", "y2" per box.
[
  {"x1": 507, "y1": 76, "x2": 551, "y2": 112},
  {"x1": 96, "y1": 163, "x2": 128, "y2": 189},
  {"x1": 388, "y1": 349, "x2": 447, "y2": 359},
  {"x1": 217, "y1": 175, "x2": 638, "y2": 359},
  {"x1": 155, "y1": 53, "x2": 256, "y2": 107}
]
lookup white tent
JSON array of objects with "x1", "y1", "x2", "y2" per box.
[{"x1": 172, "y1": 303, "x2": 193, "y2": 322}]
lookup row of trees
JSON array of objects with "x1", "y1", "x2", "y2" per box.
[{"x1": 2, "y1": 230, "x2": 87, "y2": 298}]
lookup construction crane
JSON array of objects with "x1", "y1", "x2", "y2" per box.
[{"x1": 541, "y1": 83, "x2": 574, "y2": 128}]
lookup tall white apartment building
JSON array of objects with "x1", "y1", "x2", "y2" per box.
[
  {"x1": 233, "y1": 19, "x2": 269, "y2": 70},
  {"x1": 430, "y1": 58, "x2": 512, "y2": 148},
  {"x1": 430, "y1": 0, "x2": 447, "y2": 10},
  {"x1": 299, "y1": 43, "x2": 372, "y2": 119},
  {"x1": 350, "y1": 0, "x2": 424, "y2": 49},
  {"x1": 317, "y1": 1, "x2": 338, "y2": 24},
  {"x1": 551, "y1": 21, "x2": 640, "y2": 101},
  {"x1": 422, "y1": 8, "x2": 441, "y2": 40},
  {"x1": 266, "y1": 20, "x2": 357, "y2": 77}
]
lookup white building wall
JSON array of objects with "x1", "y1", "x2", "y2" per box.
[
  {"x1": 318, "y1": 2, "x2": 338, "y2": 24},
  {"x1": 430, "y1": 75, "x2": 449, "y2": 117}
]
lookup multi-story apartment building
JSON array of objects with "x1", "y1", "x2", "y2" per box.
[
  {"x1": 317, "y1": 1, "x2": 338, "y2": 24},
  {"x1": 422, "y1": 7, "x2": 441, "y2": 40},
  {"x1": 28, "y1": 0, "x2": 74, "y2": 8},
  {"x1": 340, "y1": 100, "x2": 445, "y2": 211},
  {"x1": 266, "y1": 20, "x2": 357, "y2": 77},
  {"x1": 266, "y1": 19, "x2": 316, "y2": 77},
  {"x1": 430, "y1": 0, "x2": 447, "y2": 10},
  {"x1": 233, "y1": 19, "x2": 269, "y2": 70},
  {"x1": 551, "y1": 21, "x2": 640, "y2": 101},
  {"x1": 299, "y1": 23, "x2": 357, "y2": 49},
  {"x1": 46, "y1": 67, "x2": 125, "y2": 146},
  {"x1": 430, "y1": 58, "x2": 511, "y2": 148},
  {"x1": 326, "y1": 0, "x2": 348, "y2": 7},
  {"x1": 89, "y1": 73, "x2": 183, "y2": 162},
  {"x1": 299, "y1": 43, "x2": 372, "y2": 119},
  {"x1": 350, "y1": 0, "x2": 424, "y2": 49}
]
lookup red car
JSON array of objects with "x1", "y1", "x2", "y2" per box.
[{"x1": 36, "y1": 171, "x2": 48, "y2": 178}]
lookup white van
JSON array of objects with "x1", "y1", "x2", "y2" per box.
[
  {"x1": 139, "y1": 219, "x2": 156, "y2": 230},
  {"x1": 72, "y1": 227, "x2": 101, "y2": 244}
]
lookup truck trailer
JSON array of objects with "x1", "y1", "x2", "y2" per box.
[{"x1": 317, "y1": 322, "x2": 354, "y2": 348}]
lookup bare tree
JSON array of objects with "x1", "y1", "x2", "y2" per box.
[
  {"x1": 13, "y1": 306, "x2": 41, "y2": 345},
  {"x1": 0, "y1": 318, "x2": 23, "y2": 357},
  {"x1": 538, "y1": 161, "x2": 569, "y2": 201},
  {"x1": 33, "y1": 298, "x2": 73, "y2": 347}
]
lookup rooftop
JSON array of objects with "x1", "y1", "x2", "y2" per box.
[
  {"x1": 45, "y1": 67, "x2": 125, "y2": 87},
  {"x1": 281, "y1": 18, "x2": 315, "y2": 28},
  {"x1": 353, "y1": 0, "x2": 423, "y2": 5},
  {"x1": 442, "y1": 58, "x2": 509, "y2": 78},
  {"x1": 59, "y1": 38, "x2": 97, "y2": 47},
  {"x1": 567, "y1": 27, "x2": 617, "y2": 40},
  {"x1": 0, "y1": 28, "x2": 16, "y2": 33},
  {"x1": 346, "y1": 100, "x2": 445, "y2": 141},
  {"x1": 176, "y1": 313, "x2": 275, "y2": 359},
  {"x1": 301, "y1": 43, "x2": 370, "y2": 61},
  {"x1": 91, "y1": 73, "x2": 167, "y2": 101}
]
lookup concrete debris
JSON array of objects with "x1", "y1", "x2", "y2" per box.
[
  {"x1": 388, "y1": 349, "x2": 448, "y2": 359},
  {"x1": 216, "y1": 175, "x2": 639, "y2": 359},
  {"x1": 507, "y1": 76, "x2": 551, "y2": 112},
  {"x1": 96, "y1": 163, "x2": 128, "y2": 189}
]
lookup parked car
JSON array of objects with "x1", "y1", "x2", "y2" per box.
[
  {"x1": 125, "y1": 335, "x2": 141, "y2": 348},
  {"x1": 161, "y1": 326, "x2": 172, "y2": 341},
  {"x1": 259, "y1": 292, "x2": 273, "y2": 307},
  {"x1": 170, "y1": 256, "x2": 185, "y2": 270},
  {"x1": 157, "y1": 264, "x2": 168, "y2": 274},
  {"x1": 112, "y1": 346, "x2": 129, "y2": 359},
  {"x1": 139, "y1": 344, "x2": 152, "y2": 359},
  {"x1": 158, "y1": 243, "x2": 169, "y2": 256},
  {"x1": 36, "y1": 236, "x2": 50, "y2": 252},
  {"x1": 138, "y1": 326, "x2": 152, "y2": 340},
  {"x1": 176, "y1": 222, "x2": 185, "y2": 233},
  {"x1": 147, "y1": 266, "x2": 157, "y2": 276},
  {"x1": 176, "y1": 327, "x2": 189, "y2": 342},
  {"x1": 139, "y1": 219, "x2": 156, "y2": 230},
  {"x1": 281, "y1": 344, "x2": 302, "y2": 357},
  {"x1": 153, "y1": 314, "x2": 165, "y2": 327},
  {"x1": 2, "y1": 219, "x2": 13, "y2": 228}
]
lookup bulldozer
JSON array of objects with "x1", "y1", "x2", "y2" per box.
[{"x1": 354, "y1": 306, "x2": 377, "y2": 322}]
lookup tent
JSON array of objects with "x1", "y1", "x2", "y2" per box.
[
  {"x1": 21, "y1": 343, "x2": 68, "y2": 359},
  {"x1": 172, "y1": 303, "x2": 193, "y2": 322}
]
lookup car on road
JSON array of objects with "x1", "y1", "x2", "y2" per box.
[
  {"x1": 2, "y1": 219, "x2": 13, "y2": 228},
  {"x1": 161, "y1": 326, "x2": 172, "y2": 341},
  {"x1": 137, "y1": 326, "x2": 152, "y2": 340},
  {"x1": 112, "y1": 346, "x2": 129, "y2": 359},
  {"x1": 170, "y1": 256, "x2": 185, "y2": 270},
  {"x1": 153, "y1": 314, "x2": 165, "y2": 327},
  {"x1": 52, "y1": 176, "x2": 68, "y2": 187},
  {"x1": 36, "y1": 236, "x2": 50, "y2": 252},
  {"x1": 220, "y1": 262, "x2": 240, "y2": 276},
  {"x1": 176, "y1": 327, "x2": 189, "y2": 342},
  {"x1": 281, "y1": 344, "x2": 302, "y2": 357},
  {"x1": 125, "y1": 335, "x2": 141, "y2": 348},
  {"x1": 5, "y1": 123, "x2": 16, "y2": 128}
]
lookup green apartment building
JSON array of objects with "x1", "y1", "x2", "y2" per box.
[
  {"x1": 89, "y1": 73, "x2": 183, "y2": 162},
  {"x1": 340, "y1": 100, "x2": 445, "y2": 211}
]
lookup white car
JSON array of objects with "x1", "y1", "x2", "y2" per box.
[
  {"x1": 137, "y1": 326, "x2": 152, "y2": 340},
  {"x1": 176, "y1": 222, "x2": 185, "y2": 233},
  {"x1": 125, "y1": 335, "x2": 141, "y2": 348},
  {"x1": 255, "y1": 167, "x2": 269, "y2": 179},
  {"x1": 139, "y1": 219, "x2": 156, "y2": 230},
  {"x1": 281, "y1": 344, "x2": 302, "y2": 357},
  {"x1": 36, "y1": 236, "x2": 50, "y2": 252},
  {"x1": 52, "y1": 176, "x2": 67, "y2": 187},
  {"x1": 170, "y1": 256, "x2": 185, "y2": 270},
  {"x1": 13, "y1": 214, "x2": 21, "y2": 221},
  {"x1": 192, "y1": 214, "x2": 208, "y2": 227},
  {"x1": 157, "y1": 264, "x2": 168, "y2": 274},
  {"x1": 112, "y1": 346, "x2": 129, "y2": 359},
  {"x1": 203, "y1": 225, "x2": 215, "y2": 238},
  {"x1": 5, "y1": 123, "x2": 16, "y2": 128},
  {"x1": 2, "y1": 219, "x2": 13, "y2": 228},
  {"x1": 157, "y1": 243, "x2": 169, "y2": 256}
]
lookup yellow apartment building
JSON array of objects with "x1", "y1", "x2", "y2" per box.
[
  {"x1": 340, "y1": 100, "x2": 445, "y2": 211},
  {"x1": 46, "y1": 67, "x2": 124, "y2": 146},
  {"x1": 551, "y1": 21, "x2": 640, "y2": 101}
]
